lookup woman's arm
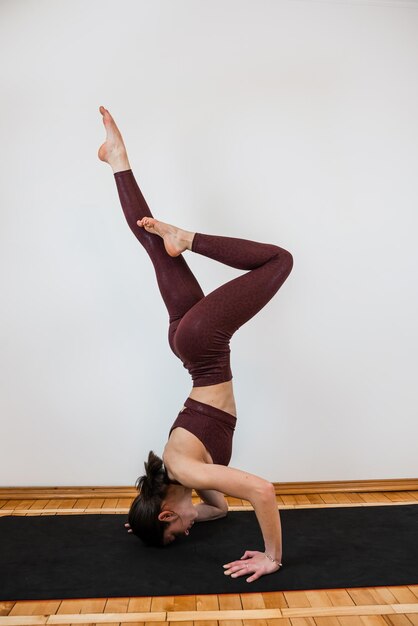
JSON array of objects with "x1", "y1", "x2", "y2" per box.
[
  {"x1": 171, "y1": 459, "x2": 282, "y2": 582},
  {"x1": 194, "y1": 488, "x2": 228, "y2": 521}
]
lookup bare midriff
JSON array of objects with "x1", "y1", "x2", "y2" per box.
[{"x1": 188, "y1": 379, "x2": 237, "y2": 417}]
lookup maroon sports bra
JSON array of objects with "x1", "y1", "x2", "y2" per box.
[{"x1": 169, "y1": 396, "x2": 237, "y2": 466}]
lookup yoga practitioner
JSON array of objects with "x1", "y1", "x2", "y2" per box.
[{"x1": 98, "y1": 106, "x2": 293, "y2": 583}]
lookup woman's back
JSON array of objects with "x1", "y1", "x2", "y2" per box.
[{"x1": 188, "y1": 379, "x2": 237, "y2": 416}]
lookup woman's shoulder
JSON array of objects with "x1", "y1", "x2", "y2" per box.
[{"x1": 163, "y1": 428, "x2": 212, "y2": 482}]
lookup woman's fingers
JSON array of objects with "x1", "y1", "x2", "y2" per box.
[
  {"x1": 223, "y1": 551, "x2": 281, "y2": 583},
  {"x1": 223, "y1": 550, "x2": 257, "y2": 568},
  {"x1": 223, "y1": 560, "x2": 253, "y2": 577},
  {"x1": 246, "y1": 570, "x2": 263, "y2": 583},
  {"x1": 241, "y1": 550, "x2": 258, "y2": 559},
  {"x1": 223, "y1": 559, "x2": 241, "y2": 569}
]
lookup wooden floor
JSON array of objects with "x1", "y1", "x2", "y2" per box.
[{"x1": 1, "y1": 491, "x2": 418, "y2": 626}]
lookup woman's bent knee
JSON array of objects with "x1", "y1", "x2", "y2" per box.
[{"x1": 273, "y1": 246, "x2": 293, "y2": 274}]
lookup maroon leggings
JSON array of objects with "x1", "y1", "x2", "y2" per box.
[{"x1": 114, "y1": 169, "x2": 293, "y2": 387}]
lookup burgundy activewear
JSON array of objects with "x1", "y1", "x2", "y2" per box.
[{"x1": 114, "y1": 169, "x2": 293, "y2": 465}]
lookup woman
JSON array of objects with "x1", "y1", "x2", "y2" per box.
[{"x1": 98, "y1": 106, "x2": 293, "y2": 583}]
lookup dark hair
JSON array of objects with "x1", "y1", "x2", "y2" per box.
[{"x1": 128, "y1": 450, "x2": 171, "y2": 546}]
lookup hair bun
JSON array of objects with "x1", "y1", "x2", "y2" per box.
[{"x1": 135, "y1": 451, "x2": 167, "y2": 497}]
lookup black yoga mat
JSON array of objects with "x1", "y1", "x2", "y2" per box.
[{"x1": 1, "y1": 504, "x2": 417, "y2": 600}]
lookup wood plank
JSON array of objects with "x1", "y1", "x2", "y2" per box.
[
  {"x1": 346, "y1": 494, "x2": 365, "y2": 503},
  {"x1": 408, "y1": 587, "x2": 418, "y2": 600},
  {"x1": 389, "y1": 589, "x2": 418, "y2": 604},
  {"x1": 19, "y1": 600, "x2": 61, "y2": 616},
  {"x1": 303, "y1": 591, "x2": 332, "y2": 607},
  {"x1": 47, "y1": 612, "x2": 166, "y2": 623},
  {"x1": 128, "y1": 598, "x2": 152, "y2": 612},
  {"x1": 0, "y1": 508, "x2": 130, "y2": 515},
  {"x1": 2, "y1": 479, "x2": 418, "y2": 501},
  {"x1": 219, "y1": 594, "x2": 243, "y2": 626},
  {"x1": 346, "y1": 590, "x2": 381, "y2": 606},
  {"x1": 195, "y1": 595, "x2": 219, "y2": 626},
  {"x1": 227, "y1": 498, "x2": 245, "y2": 506},
  {"x1": 8, "y1": 602, "x2": 51, "y2": 617},
  {"x1": 86, "y1": 499, "x2": 105, "y2": 509},
  {"x1": 168, "y1": 610, "x2": 282, "y2": 621},
  {"x1": 6, "y1": 501, "x2": 418, "y2": 515},
  {"x1": 261, "y1": 593, "x2": 288, "y2": 609},
  {"x1": 285, "y1": 618, "x2": 315, "y2": 626},
  {"x1": 104, "y1": 597, "x2": 130, "y2": 616},
  {"x1": 282, "y1": 592, "x2": 311, "y2": 609},
  {"x1": 294, "y1": 496, "x2": 312, "y2": 506},
  {"x1": 55, "y1": 599, "x2": 86, "y2": 614},
  {"x1": 77, "y1": 599, "x2": 107, "y2": 613},
  {"x1": 334, "y1": 494, "x2": 355, "y2": 504},
  {"x1": 13, "y1": 500, "x2": 34, "y2": 510},
  {"x1": 103, "y1": 498, "x2": 119, "y2": 508},
  {"x1": 0, "y1": 604, "x2": 418, "y2": 626},
  {"x1": 241, "y1": 596, "x2": 265, "y2": 610},
  {"x1": 281, "y1": 495, "x2": 297, "y2": 506},
  {"x1": 385, "y1": 493, "x2": 414, "y2": 503},
  {"x1": 241, "y1": 594, "x2": 267, "y2": 626},
  {"x1": 0, "y1": 617, "x2": 47, "y2": 625},
  {"x1": 116, "y1": 499, "x2": 134, "y2": 508},
  {"x1": 314, "y1": 616, "x2": 341, "y2": 626},
  {"x1": 0, "y1": 604, "x2": 15, "y2": 617},
  {"x1": 405, "y1": 492, "x2": 418, "y2": 502},
  {"x1": 392, "y1": 606, "x2": 418, "y2": 614},
  {"x1": 281, "y1": 606, "x2": 396, "y2": 618},
  {"x1": 383, "y1": 614, "x2": 416, "y2": 626},
  {"x1": 324, "y1": 590, "x2": 354, "y2": 606},
  {"x1": 29, "y1": 500, "x2": 49, "y2": 511},
  {"x1": 196, "y1": 596, "x2": 219, "y2": 611},
  {"x1": 336, "y1": 618, "x2": 365, "y2": 626},
  {"x1": 151, "y1": 597, "x2": 175, "y2": 612},
  {"x1": 368, "y1": 589, "x2": 399, "y2": 605},
  {"x1": 306, "y1": 495, "x2": 325, "y2": 505},
  {"x1": 173, "y1": 597, "x2": 196, "y2": 612},
  {"x1": 318, "y1": 494, "x2": 339, "y2": 505},
  {"x1": 359, "y1": 616, "x2": 389, "y2": 626},
  {"x1": 219, "y1": 597, "x2": 242, "y2": 611},
  {"x1": 54, "y1": 499, "x2": 77, "y2": 509}
]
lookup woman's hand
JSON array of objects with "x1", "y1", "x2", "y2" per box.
[
  {"x1": 223, "y1": 550, "x2": 282, "y2": 583},
  {"x1": 124, "y1": 522, "x2": 133, "y2": 533}
]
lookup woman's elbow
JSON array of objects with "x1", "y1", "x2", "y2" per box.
[{"x1": 219, "y1": 501, "x2": 229, "y2": 518}]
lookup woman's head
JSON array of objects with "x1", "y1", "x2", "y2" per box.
[
  {"x1": 128, "y1": 450, "x2": 198, "y2": 546},
  {"x1": 128, "y1": 450, "x2": 171, "y2": 546}
]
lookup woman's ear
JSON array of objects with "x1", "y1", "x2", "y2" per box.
[{"x1": 158, "y1": 510, "x2": 177, "y2": 523}]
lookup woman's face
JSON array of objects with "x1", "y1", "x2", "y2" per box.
[{"x1": 159, "y1": 506, "x2": 198, "y2": 544}]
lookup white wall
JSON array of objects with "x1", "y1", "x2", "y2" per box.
[{"x1": 1, "y1": 0, "x2": 417, "y2": 486}]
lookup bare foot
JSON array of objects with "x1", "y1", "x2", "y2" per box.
[
  {"x1": 98, "y1": 106, "x2": 131, "y2": 172},
  {"x1": 137, "y1": 217, "x2": 194, "y2": 257}
]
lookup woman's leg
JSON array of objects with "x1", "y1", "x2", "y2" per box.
[
  {"x1": 98, "y1": 106, "x2": 205, "y2": 334},
  {"x1": 113, "y1": 169, "x2": 205, "y2": 327},
  {"x1": 172, "y1": 232, "x2": 293, "y2": 387},
  {"x1": 98, "y1": 106, "x2": 292, "y2": 384}
]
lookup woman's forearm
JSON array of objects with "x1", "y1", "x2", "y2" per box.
[
  {"x1": 172, "y1": 460, "x2": 283, "y2": 560},
  {"x1": 249, "y1": 482, "x2": 282, "y2": 561}
]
